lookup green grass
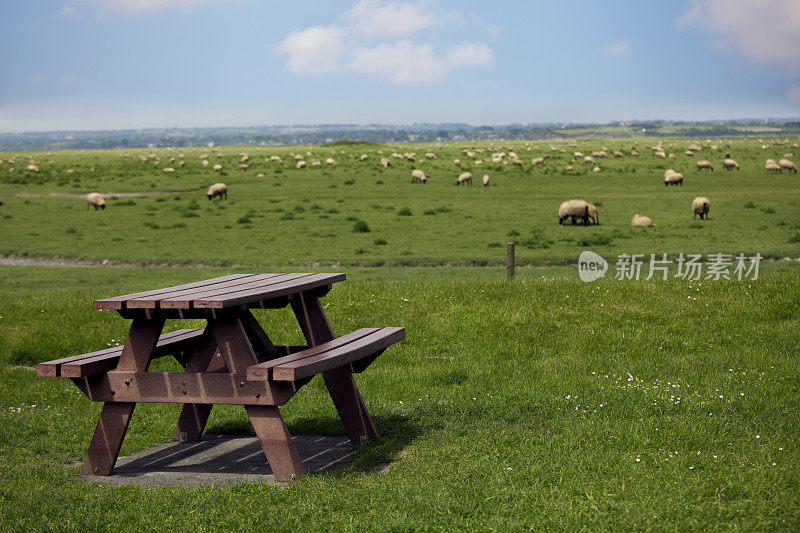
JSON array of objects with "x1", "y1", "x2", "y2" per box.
[
  {"x1": 0, "y1": 266, "x2": 799, "y2": 530},
  {"x1": 1, "y1": 139, "x2": 798, "y2": 266}
]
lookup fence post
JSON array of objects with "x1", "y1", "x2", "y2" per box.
[{"x1": 506, "y1": 242, "x2": 515, "y2": 279}]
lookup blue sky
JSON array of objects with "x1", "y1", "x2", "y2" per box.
[{"x1": 1, "y1": 0, "x2": 798, "y2": 132}]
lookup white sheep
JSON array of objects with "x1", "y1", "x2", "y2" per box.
[
  {"x1": 454, "y1": 158, "x2": 461, "y2": 167},
  {"x1": 723, "y1": 158, "x2": 739, "y2": 170},
  {"x1": 326, "y1": 158, "x2": 336, "y2": 165},
  {"x1": 779, "y1": 159, "x2": 797, "y2": 173},
  {"x1": 583, "y1": 156, "x2": 595, "y2": 165},
  {"x1": 213, "y1": 164, "x2": 222, "y2": 172},
  {"x1": 696, "y1": 160, "x2": 714, "y2": 171},
  {"x1": 593, "y1": 166, "x2": 602, "y2": 173},
  {"x1": 27, "y1": 164, "x2": 39, "y2": 172},
  {"x1": 482, "y1": 174, "x2": 490, "y2": 187},
  {"x1": 765, "y1": 160, "x2": 781, "y2": 173},
  {"x1": 587, "y1": 203, "x2": 599, "y2": 225},
  {"x1": 380, "y1": 158, "x2": 391, "y2": 168},
  {"x1": 86, "y1": 192, "x2": 105, "y2": 211},
  {"x1": 631, "y1": 214, "x2": 654, "y2": 227},
  {"x1": 207, "y1": 183, "x2": 227, "y2": 200},
  {"x1": 456, "y1": 172, "x2": 473, "y2": 186},
  {"x1": 692, "y1": 197, "x2": 710, "y2": 220},
  {"x1": 411, "y1": 169, "x2": 427, "y2": 184},
  {"x1": 297, "y1": 160, "x2": 306, "y2": 169},
  {"x1": 558, "y1": 199, "x2": 590, "y2": 226}
]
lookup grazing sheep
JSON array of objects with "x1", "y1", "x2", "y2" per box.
[
  {"x1": 456, "y1": 172, "x2": 473, "y2": 186},
  {"x1": 613, "y1": 150, "x2": 624, "y2": 158},
  {"x1": 565, "y1": 165, "x2": 574, "y2": 172},
  {"x1": 696, "y1": 160, "x2": 714, "y2": 171},
  {"x1": 593, "y1": 166, "x2": 602, "y2": 173},
  {"x1": 482, "y1": 174, "x2": 490, "y2": 187},
  {"x1": 238, "y1": 164, "x2": 250, "y2": 170},
  {"x1": 207, "y1": 182, "x2": 227, "y2": 200},
  {"x1": 27, "y1": 164, "x2": 39, "y2": 172},
  {"x1": 269, "y1": 155, "x2": 282, "y2": 163},
  {"x1": 213, "y1": 164, "x2": 222, "y2": 172},
  {"x1": 583, "y1": 156, "x2": 595, "y2": 165},
  {"x1": 425, "y1": 152, "x2": 437, "y2": 159},
  {"x1": 454, "y1": 158, "x2": 461, "y2": 167},
  {"x1": 360, "y1": 154, "x2": 368, "y2": 161},
  {"x1": 692, "y1": 197, "x2": 710, "y2": 220},
  {"x1": 163, "y1": 167, "x2": 175, "y2": 172},
  {"x1": 202, "y1": 160, "x2": 209, "y2": 167},
  {"x1": 326, "y1": 158, "x2": 336, "y2": 165},
  {"x1": 532, "y1": 157, "x2": 545, "y2": 167},
  {"x1": 411, "y1": 169, "x2": 427, "y2": 184},
  {"x1": 654, "y1": 151, "x2": 667, "y2": 159},
  {"x1": 257, "y1": 173, "x2": 265, "y2": 178},
  {"x1": 297, "y1": 160, "x2": 306, "y2": 169},
  {"x1": 765, "y1": 160, "x2": 781, "y2": 173},
  {"x1": 558, "y1": 199, "x2": 590, "y2": 226},
  {"x1": 631, "y1": 214, "x2": 654, "y2": 227},
  {"x1": 179, "y1": 160, "x2": 185, "y2": 168},
  {"x1": 684, "y1": 150, "x2": 694, "y2": 157},
  {"x1": 630, "y1": 150, "x2": 639, "y2": 157},
  {"x1": 380, "y1": 158, "x2": 391, "y2": 168},
  {"x1": 512, "y1": 159, "x2": 522, "y2": 166},
  {"x1": 723, "y1": 158, "x2": 739, "y2": 170},
  {"x1": 779, "y1": 159, "x2": 797, "y2": 173},
  {"x1": 86, "y1": 193, "x2": 106, "y2": 210},
  {"x1": 592, "y1": 151, "x2": 608, "y2": 158}
]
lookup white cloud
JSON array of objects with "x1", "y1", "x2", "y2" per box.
[
  {"x1": 349, "y1": 40, "x2": 492, "y2": 83},
  {"x1": 276, "y1": 1, "x2": 492, "y2": 84},
  {"x1": 276, "y1": 26, "x2": 348, "y2": 75},
  {"x1": 678, "y1": 0, "x2": 800, "y2": 72},
  {"x1": 74, "y1": 0, "x2": 209, "y2": 15},
  {"x1": 345, "y1": 0, "x2": 457, "y2": 39},
  {"x1": 57, "y1": 4, "x2": 79, "y2": 18},
  {"x1": 601, "y1": 38, "x2": 631, "y2": 58}
]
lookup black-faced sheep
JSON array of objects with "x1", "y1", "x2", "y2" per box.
[
  {"x1": 723, "y1": 158, "x2": 739, "y2": 170},
  {"x1": 696, "y1": 160, "x2": 714, "y2": 171},
  {"x1": 86, "y1": 192, "x2": 105, "y2": 210},
  {"x1": 482, "y1": 174, "x2": 490, "y2": 187},
  {"x1": 692, "y1": 197, "x2": 710, "y2": 220},
  {"x1": 558, "y1": 199, "x2": 590, "y2": 226},
  {"x1": 207, "y1": 183, "x2": 227, "y2": 200},
  {"x1": 456, "y1": 172, "x2": 473, "y2": 186},
  {"x1": 779, "y1": 159, "x2": 797, "y2": 173},
  {"x1": 411, "y1": 169, "x2": 427, "y2": 183},
  {"x1": 765, "y1": 160, "x2": 781, "y2": 173}
]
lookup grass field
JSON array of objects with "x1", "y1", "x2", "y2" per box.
[
  {"x1": 1, "y1": 266, "x2": 799, "y2": 530},
  {"x1": 1, "y1": 138, "x2": 799, "y2": 266}
]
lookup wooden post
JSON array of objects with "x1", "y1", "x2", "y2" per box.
[{"x1": 506, "y1": 242, "x2": 515, "y2": 280}]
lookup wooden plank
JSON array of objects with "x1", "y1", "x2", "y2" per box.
[
  {"x1": 36, "y1": 328, "x2": 200, "y2": 378},
  {"x1": 159, "y1": 273, "x2": 312, "y2": 309},
  {"x1": 273, "y1": 327, "x2": 405, "y2": 381},
  {"x1": 82, "y1": 371, "x2": 296, "y2": 406},
  {"x1": 128, "y1": 273, "x2": 288, "y2": 309},
  {"x1": 93, "y1": 274, "x2": 256, "y2": 310},
  {"x1": 246, "y1": 328, "x2": 379, "y2": 380},
  {"x1": 246, "y1": 405, "x2": 307, "y2": 481},
  {"x1": 195, "y1": 273, "x2": 346, "y2": 309}
]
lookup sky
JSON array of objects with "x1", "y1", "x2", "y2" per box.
[{"x1": 0, "y1": 0, "x2": 798, "y2": 132}]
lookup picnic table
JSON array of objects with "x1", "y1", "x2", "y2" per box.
[{"x1": 37, "y1": 273, "x2": 404, "y2": 481}]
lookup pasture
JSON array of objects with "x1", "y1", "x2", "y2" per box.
[
  {"x1": 1, "y1": 137, "x2": 799, "y2": 266},
  {"x1": 1, "y1": 137, "x2": 799, "y2": 530},
  {"x1": 1, "y1": 266, "x2": 799, "y2": 530}
]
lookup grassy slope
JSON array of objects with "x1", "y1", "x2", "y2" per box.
[
  {"x1": 1, "y1": 139, "x2": 798, "y2": 265},
  {"x1": 0, "y1": 267, "x2": 798, "y2": 530}
]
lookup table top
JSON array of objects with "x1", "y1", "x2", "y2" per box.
[{"x1": 93, "y1": 273, "x2": 346, "y2": 311}]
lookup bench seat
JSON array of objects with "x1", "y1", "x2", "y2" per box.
[
  {"x1": 247, "y1": 327, "x2": 405, "y2": 382},
  {"x1": 36, "y1": 328, "x2": 205, "y2": 378}
]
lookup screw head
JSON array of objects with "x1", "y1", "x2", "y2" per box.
[{"x1": 239, "y1": 381, "x2": 245, "y2": 388}]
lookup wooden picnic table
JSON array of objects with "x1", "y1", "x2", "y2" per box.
[{"x1": 37, "y1": 273, "x2": 404, "y2": 481}]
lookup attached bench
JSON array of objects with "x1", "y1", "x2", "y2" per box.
[
  {"x1": 36, "y1": 328, "x2": 206, "y2": 378},
  {"x1": 247, "y1": 327, "x2": 405, "y2": 382}
]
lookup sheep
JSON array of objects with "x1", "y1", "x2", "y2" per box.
[
  {"x1": 454, "y1": 158, "x2": 461, "y2": 167},
  {"x1": 202, "y1": 160, "x2": 209, "y2": 167},
  {"x1": 558, "y1": 199, "x2": 590, "y2": 226},
  {"x1": 163, "y1": 167, "x2": 175, "y2": 172},
  {"x1": 297, "y1": 160, "x2": 306, "y2": 169},
  {"x1": 654, "y1": 151, "x2": 667, "y2": 159},
  {"x1": 411, "y1": 169, "x2": 427, "y2": 184},
  {"x1": 592, "y1": 151, "x2": 608, "y2": 158},
  {"x1": 779, "y1": 159, "x2": 797, "y2": 173},
  {"x1": 565, "y1": 165, "x2": 574, "y2": 172},
  {"x1": 27, "y1": 164, "x2": 39, "y2": 172},
  {"x1": 325, "y1": 158, "x2": 336, "y2": 165},
  {"x1": 456, "y1": 172, "x2": 473, "y2": 186},
  {"x1": 723, "y1": 158, "x2": 739, "y2": 170},
  {"x1": 765, "y1": 160, "x2": 781, "y2": 173},
  {"x1": 207, "y1": 182, "x2": 227, "y2": 200},
  {"x1": 269, "y1": 155, "x2": 282, "y2": 163},
  {"x1": 692, "y1": 197, "x2": 710, "y2": 220},
  {"x1": 684, "y1": 150, "x2": 694, "y2": 157},
  {"x1": 665, "y1": 171, "x2": 684, "y2": 186},
  {"x1": 592, "y1": 165, "x2": 603, "y2": 173},
  {"x1": 238, "y1": 164, "x2": 250, "y2": 171},
  {"x1": 613, "y1": 150, "x2": 624, "y2": 158},
  {"x1": 360, "y1": 154, "x2": 368, "y2": 161},
  {"x1": 630, "y1": 150, "x2": 639, "y2": 156},
  {"x1": 583, "y1": 156, "x2": 595, "y2": 165},
  {"x1": 425, "y1": 152, "x2": 436, "y2": 159},
  {"x1": 512, "y1": 159, "x2": 522, "y2": 166},
  {"x1": 696, "y1": 160, "x2": 714, "y2": 171},
  {"x1": 482, "y1": 174, "x2": 490, "y2": 187},
  {"x1": 179, "y1": 160, "x2": 185, "y2": 168},
  {"x1": 213, "y1": 164, "x2": 222, "y2": 172},
  {"x1": 86, "y1": 193, "x2": 105, "y2": 210},
  {"x1": 532, "y1": 157, "x2": 545, "y2": 167},
  {"x1": 631, "y1": 214, "x2": 654, "y2": 227},
  {"x1": 380, "y1": 158, "x2": 391, "y2": 168}
]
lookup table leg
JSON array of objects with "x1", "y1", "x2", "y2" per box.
[
  {"x1": 172, "y1": 329, "x2": 220, "y2": 442},
  {"x1": 291, "y1": 292, "x2": 378, "y2": 444},
  {"x1": 81, "y1": 318, "x2": 164, "y2": 475},
  {"x1": 246, "y1": 405, "x2": 306, "y2": 481}
]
